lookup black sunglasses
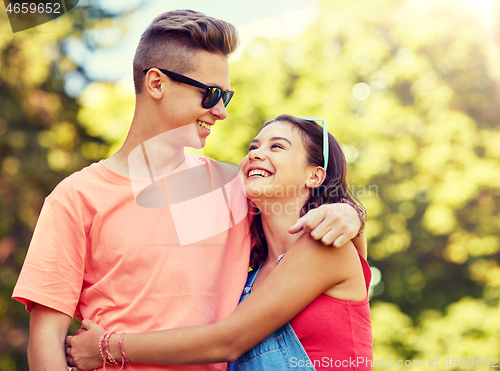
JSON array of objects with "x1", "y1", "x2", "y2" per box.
[{"x1": 143, "y1": 68, "x2": 234, "y2": 109}]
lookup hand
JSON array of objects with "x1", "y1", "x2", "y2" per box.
[
  {"x1": 66, "y1": 319, "x2": 106, "y2": 370},
  {"x1": 73, "y1": 327, "x2": 87, "y2": 336},
  {"x1": 289, "y1": 203, "x2": 361, "y2": 247}
]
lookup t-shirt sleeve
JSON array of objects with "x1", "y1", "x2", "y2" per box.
[{"x1": 12, "y1": 196, "x2": 86, "y2": 318}]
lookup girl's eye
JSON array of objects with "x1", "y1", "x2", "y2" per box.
[
  {"x1": 272, "y1": 143, "x2": 284, "y2": 149},
  {"x1": 248, "y1": 145, "x2": 258, "y2": 152}
]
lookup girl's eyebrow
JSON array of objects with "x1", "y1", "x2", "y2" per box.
[
  {"x1": 249, "y1": 137, "x2": 292, "y2": 146},
  {"x1": 270, "y1": 137, "x2": 292, "y2": 145}
]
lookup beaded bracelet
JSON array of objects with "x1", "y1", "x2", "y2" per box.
[
  {"x1": 98, "y1": 331, "x2": 131, "y2": 369},
  {"x1": 339, "y1": 198, "x2": 365, "y2": 237},
  {"x1": 104, "y1": 331, "x2": 119, "y2": 365},
  {"x1": 98, "y1": 333, "x2": 107, "y2": 367}
]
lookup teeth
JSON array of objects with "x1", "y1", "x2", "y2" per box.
[
  {"x1": 196, "y1": 120, "x2": 211, "y2": 131},
  {"x1": 248, "y1": 169, "x2": 271, "y2": 178}
]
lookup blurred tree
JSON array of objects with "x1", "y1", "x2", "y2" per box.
[
  {"x1": 0, "y1": 2, "x2": 143, "y2": 369},
  {"x1": 371, "y1": 297, "x2": 500, "y2": 370}
]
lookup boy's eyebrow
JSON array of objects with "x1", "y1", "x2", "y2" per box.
[
  {"x1": 249, "y1": 137, "x2": 292, "y2": 146},
  {"x1": 207, "y1": 82, "x2": 225, "y2": 89}
]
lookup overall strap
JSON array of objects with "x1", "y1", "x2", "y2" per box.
[
  {"x1": 247, "y1": 263, "x2": 263, "y2": 288},
  {"x1": 240, "y1": 263, "x2": 263, "y2": 301}
]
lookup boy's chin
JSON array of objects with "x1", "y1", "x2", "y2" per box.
[
  {"x1": 189, "y1": 141, "x2": 205, "y2": 149},
  {"x1": 184, "y1": 134, "x2": 205, "y2": 149}
]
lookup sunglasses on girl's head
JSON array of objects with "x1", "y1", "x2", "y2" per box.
[
  {"x1": 143, "y1": 68, "x2": 234, "y2": 109},
  {"x1": 297, "y1": 117, "x2": 329, "y2": 171}
]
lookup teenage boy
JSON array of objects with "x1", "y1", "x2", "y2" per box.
[{"x1": 13, "y1": 10, "x2": 364, "y2": 371}]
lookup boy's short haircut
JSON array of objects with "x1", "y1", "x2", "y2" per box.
[{"x1": 133, "y1": 9, "x2": 239, "y2": 94}]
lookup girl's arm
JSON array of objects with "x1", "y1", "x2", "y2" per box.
[{"x1": 67, "y1": 235, "x2": 365, "y2": 369}]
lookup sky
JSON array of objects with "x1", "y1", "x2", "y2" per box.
[
  {"x1": 63, "y1": 0, "x2": 318, "y2": 96},
  {"x1": 63, "y1": 0, "x2": 498, "y2": 96}
]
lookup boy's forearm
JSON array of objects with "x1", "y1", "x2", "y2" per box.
[
  {"x1": 29, "y1": 303, "x2": 72, "y2": 371},
  {"x1": 28, "y1": 336, "x2": 71, "y2": 370}
]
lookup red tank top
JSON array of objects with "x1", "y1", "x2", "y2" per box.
[{"x1": 290, "y1": 253, "x2": 373, "y2": 370}]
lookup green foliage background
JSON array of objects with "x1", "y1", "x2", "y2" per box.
[{"x1": 1, "y1": 0, "x2": 499, "y2": 369}]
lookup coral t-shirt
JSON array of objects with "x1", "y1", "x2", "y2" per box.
[{"x1": 13, "y1": 153, "x2": 252, "y2": 371}]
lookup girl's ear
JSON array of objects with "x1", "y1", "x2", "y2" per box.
[{"x1": 305, "y1": 167, "x2": 326, "y2": 189}]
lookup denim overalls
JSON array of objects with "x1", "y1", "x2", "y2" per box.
[{"x1": 228, "y1": 264, "x2": 316, "y2": 371}]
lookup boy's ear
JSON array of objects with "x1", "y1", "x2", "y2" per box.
[
  {"x1": 144, "y1": 69, "x2": 164, "y2": 99},
  {"x1": 305, "y1": 167, "x2": 326, "y2": 189}
]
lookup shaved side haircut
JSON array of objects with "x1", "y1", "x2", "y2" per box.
[{"x1": 133, "y1": 9, "x2": 239, "y2": 94}]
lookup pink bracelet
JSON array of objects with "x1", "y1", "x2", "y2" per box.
[
  {"x1": 118, "y1": 332, "x2": 131, "y2": 369},
  {"x1": 98, "y1": 330, "x2": 131, "y2": 369}
]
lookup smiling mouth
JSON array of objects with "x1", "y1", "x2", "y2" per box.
[
  {"x1": 196, "y1": 120, "x2": 211, "y2": 131},
  {"x1": 247, "y1": 169, "x2": 273, "y2": 178}
]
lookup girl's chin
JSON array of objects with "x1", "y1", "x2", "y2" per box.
[
  {"x1": 243, "y1": 182, "x2": 269, "y2": 196},
  {"x1": 243, "y1": 189, "x2": 262, "y2": 200}
]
